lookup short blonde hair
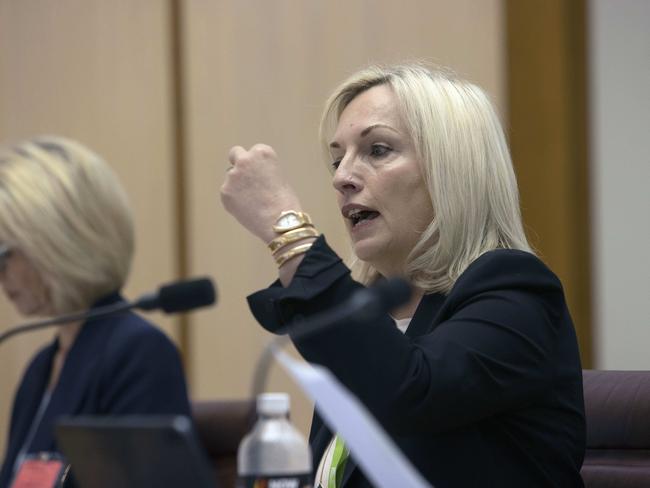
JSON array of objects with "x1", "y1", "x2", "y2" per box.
[
  {"x1": 320, "y1": 63, "x2": 532, "y2": 294},
  {"x1": 0, "y1": 136, "x2": 134, "y2": 313}
]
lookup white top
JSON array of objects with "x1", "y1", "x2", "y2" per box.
[{"x1": 393, "y1": 317, "x2": 412, "y2": 334}]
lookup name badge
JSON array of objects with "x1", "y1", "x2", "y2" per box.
[{"x1": 11, "y1": 452, "x2": 70, "y2": 488}]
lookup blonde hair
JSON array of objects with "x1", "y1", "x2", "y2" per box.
[
  {"x1": 320, "y1": 63, "x2": 532, "y2": 294},
  {"x1": 0, "y1": 136, "x2": 134, "y2": 313}
]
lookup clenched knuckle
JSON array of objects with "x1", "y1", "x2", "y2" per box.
[{"x1": 252, "y1": 143, "x2": 274, "y2": 159}]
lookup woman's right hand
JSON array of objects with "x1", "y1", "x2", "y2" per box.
[{"x1": 220, "y1": 144, "x2": 303, "y2": 243}]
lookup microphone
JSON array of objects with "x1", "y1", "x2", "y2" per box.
[
  {"x1": 0, "y1": 277, "x2": 217, "y2": 346},
  {"x1": 251, "y1": 277, "x2": 412, "y2": 396},
  {"x1": 134, "y1": 278, "x2": 216, "y2": 313}
]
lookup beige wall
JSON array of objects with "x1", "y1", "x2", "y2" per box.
[
  {"x1": 0, "y1": 0, "x2": 179, "y2": 454},
  {"x1": 181, "y1": 0, "x2": 506, "y2": 436},
  {"x1": 589, "y1": 0, "x2": 650, "y2": 368},
  {"x1": 0, "y1": 0, "x2": 505, "y2": 455}
]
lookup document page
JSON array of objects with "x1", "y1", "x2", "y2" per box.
[{"x1": 274, "y1": 349, "x2": 432, "y2": 488}]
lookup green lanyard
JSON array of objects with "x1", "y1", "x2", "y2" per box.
[{"x1": 328, "y1": 435, "x2": 350, "y2": 488}]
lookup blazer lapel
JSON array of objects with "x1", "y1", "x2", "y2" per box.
[
  {"x1": 48, "y1": 320, "x2": 108, "y2": 412},
  {"x1": 310, "y1": 413, "x2": 332, "y2": 473},
  {"x1": 29, "y1": 317, "x2": 115, "y2": 451},
  {"x1": 340, "y1": 454, "x2": 357, "y2": 487},
  {"x1": 311, "y1": 419, "x2": 359, "y2": 488},
  {"x1": 4, "y1": 342, "x2": 56, "y2": 461},
  {"x1": 8, "y1": 294, "x2": 125, "y2": 456},
  {"x1": 340, "y1": 293, "x2": 446, "y2": 486},
  {"x1": 309, "y1": 293, "x2": 447, "y2": 487},
  {"x1": 405, "y1": 292, "x2": 446, "y2": 338},
  {"x1": 46, "y1": 293, "x2": 125, "y2": 421}
]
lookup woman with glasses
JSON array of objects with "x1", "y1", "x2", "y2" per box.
[{"x1": 0, "y1": 136, "x2": 191, "y2": 487}]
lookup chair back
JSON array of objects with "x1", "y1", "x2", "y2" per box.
[
  {"x1": 582, "y1": 370, "x2": 650, "y2": 487},
  {"x1": 192, "y1": 399, "x2": 255, "y2": 488}
]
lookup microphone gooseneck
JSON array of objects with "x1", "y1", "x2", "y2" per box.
[
  {"x1": 0, "y1": 301, "x2": 133, "y2": 345},
  {"x1": 0, "y1": 277, "x2": 217, "y2": 346}
]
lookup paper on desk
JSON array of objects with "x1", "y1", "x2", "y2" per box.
[{"x1": 273, "y1": 349, "x2": 432, "y2": 488}]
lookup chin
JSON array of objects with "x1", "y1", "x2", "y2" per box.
[{"x1": 352, "y1": 240, "x2": 384, "y2": 265}]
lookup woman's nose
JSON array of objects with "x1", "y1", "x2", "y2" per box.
[{"x1": 332, "y1": 157, "x2": 362, "y2": 194}]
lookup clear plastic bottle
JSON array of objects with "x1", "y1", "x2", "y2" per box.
[{"x1": 237, "y1": 392, "x2": 312, "y2": 488}]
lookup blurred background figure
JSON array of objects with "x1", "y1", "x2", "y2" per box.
[{"x1": 0, "y1": 136, "x2": 191, "y2": 487}]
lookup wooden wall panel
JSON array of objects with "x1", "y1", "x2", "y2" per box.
[
  {"x1": 506, "y1": 0, "x2": 592, "y2": 366},
  {"x1": 0, "y1": 0, "x2": 509, "y2": 456},
  {"x1": 0, "y1": 0, "x2": 178, "y2": 455},
  {"x1": 181, "y1": 0, "x2": 506, "y2": 436}
]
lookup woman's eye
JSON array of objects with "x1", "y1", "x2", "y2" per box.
[
  {"x1": 370, "y1": 144, "x2": 391, "y2": 158},
  {"x1": 331, "y1": 159, "x2": 341, "y2": 170}
]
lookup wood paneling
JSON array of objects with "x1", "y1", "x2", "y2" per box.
[
  {"x1": 0, "y1": 0, "x2": 178, "y2": 454},
  {"x1": 506, "y1": 0, "x2": 592, "y2": 366},
  {"x1": 181, "y1": 0, "x2": 506, "y2": 436},
  {"x1": 0, "y1": 0, "x2": 509, "y2": 451}
]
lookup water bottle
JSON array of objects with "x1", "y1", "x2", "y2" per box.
[{"x1": 238, "y1": 392, "x2": 312, "y2": 488}]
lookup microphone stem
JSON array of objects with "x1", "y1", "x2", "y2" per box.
[
  {"x1": 0, "y1": 301, "x2": 133, "y2": 346},
  {"x1": 251, "y1": 335, "x2": 289, "y2": 400},
  {"x1": 250, "y1": 306, "x2": 359, "y2": 400}
]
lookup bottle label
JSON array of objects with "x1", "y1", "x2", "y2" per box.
[{"x1": 237, "y1": 473, "x2": 312, "y2": 488}]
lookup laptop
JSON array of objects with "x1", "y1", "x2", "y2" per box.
[{"x1": 55, "y1": 415, "x2": 217, "y2": 488}]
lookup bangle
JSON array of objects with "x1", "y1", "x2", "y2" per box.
[
  {"x1": 274, "y1": 242, "x2": 314, "y2": 268},
  {"x1": 268, "y1": 226, "x2": 319, "y2": 253}
]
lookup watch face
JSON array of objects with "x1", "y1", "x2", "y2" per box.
[{"x1": 277, "y1": 212, "x2": 301, "y2": 229}]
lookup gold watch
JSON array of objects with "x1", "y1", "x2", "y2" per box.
[{"x1": 272, "y1": 210, "x2": 313, "y2": 234}]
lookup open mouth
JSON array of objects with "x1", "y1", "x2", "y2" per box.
[{"x1": 348, "y1": 209, "x2": 380, "y2": 227}]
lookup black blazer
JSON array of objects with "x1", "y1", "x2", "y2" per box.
[
  {"x1": 248, "y1": 236, "x2": 585, "y2": 487},
  {"x1": 0, "y1": 293, "x2": 192, "y2": 488}
]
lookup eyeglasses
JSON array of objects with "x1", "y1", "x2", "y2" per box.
[{"x1": 0, "y1": 244, "x2": 12, "y2": 273}]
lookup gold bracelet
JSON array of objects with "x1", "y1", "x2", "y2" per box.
[
  {"x1": 272, "y1": 210, "x2": 313, "y2": 233},
  {"x1": 268, "y1": 226, "x2": 319, "y2": 253},
  {"x1": 274, "y1": 242, "x2": 314, "y2": 268}
]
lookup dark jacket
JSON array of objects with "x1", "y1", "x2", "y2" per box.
[
  {"x1": 248, "y1": 236, "x2": 586, "y2": 487},
  {"x1": 0, "y1": 293, "x2": 191, "y2": 488}
]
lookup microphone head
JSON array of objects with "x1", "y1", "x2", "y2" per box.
[
  {"x1": 136, "y1": 277, "x2": 216, "y2": 314},
  {"x1": 158, "y1": 277, "x2": 216, "y2": 313}
]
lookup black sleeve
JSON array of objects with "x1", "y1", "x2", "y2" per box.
[{"x1": 248, "y1": 237, "x2": 570, "y2": 435}]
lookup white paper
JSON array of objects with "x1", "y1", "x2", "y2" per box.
[{"x1": 273, "y1": 349, "x2": 432, "y2": 488}]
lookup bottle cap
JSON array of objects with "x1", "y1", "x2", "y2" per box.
[{"x1": 257, "y1": 392, "x2": 290, "y2": 415}]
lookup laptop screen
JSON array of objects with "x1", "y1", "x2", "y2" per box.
[{"x1": 55, "y1": 415, "x2": 217, "y2": 488}]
